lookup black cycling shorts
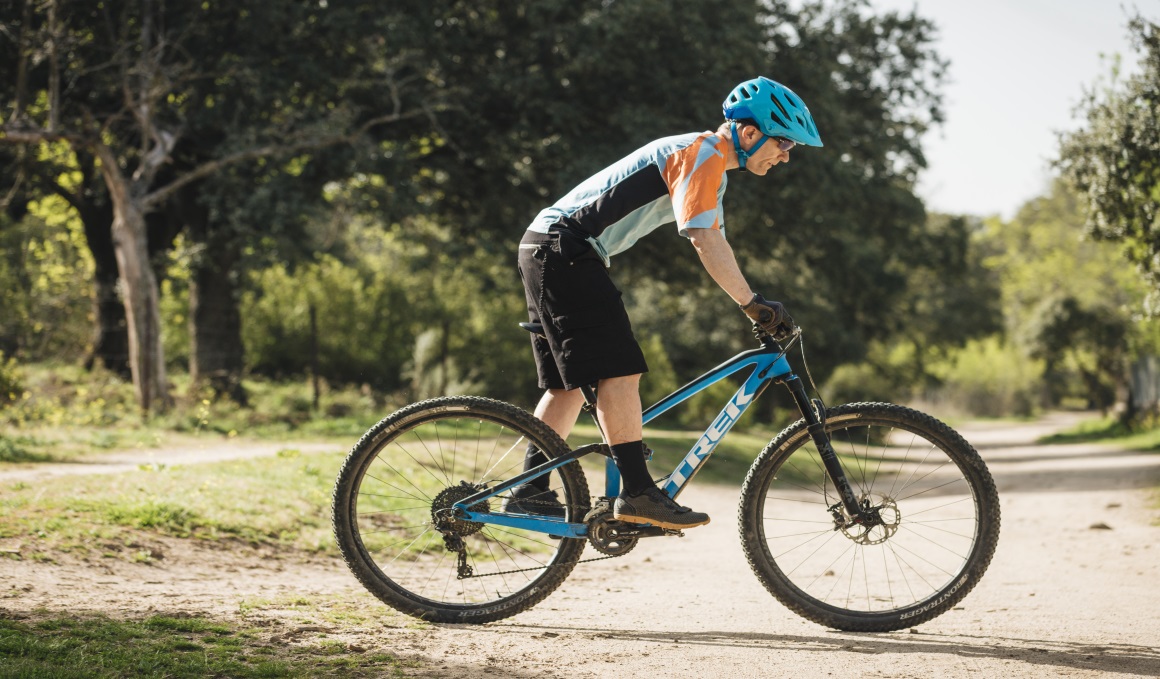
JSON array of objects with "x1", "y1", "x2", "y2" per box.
[{"x1": 517, "y1": 230, "x2": 648, "y2": 391}]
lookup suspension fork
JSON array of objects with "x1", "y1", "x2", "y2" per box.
[{"x1": 782, "y1": 375, "x2": 863, "y2": 519}]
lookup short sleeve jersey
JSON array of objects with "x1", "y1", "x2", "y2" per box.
[{"x1": 526, "y1": 132, "x2": 729, "y2": 260}]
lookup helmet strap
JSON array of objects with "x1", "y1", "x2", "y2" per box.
[{"x1": 730, "y1": 122, "x2": 768, "y2": 173}]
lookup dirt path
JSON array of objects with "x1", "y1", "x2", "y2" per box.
[{"x1": 4, "y1": 412, "x2": 1160, "y2": 677}]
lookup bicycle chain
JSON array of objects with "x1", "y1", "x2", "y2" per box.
[
  {"x1": 458, "y1": 551, "x2": 622, "y2": 579},
  {"x1": 453, "y1": 495, "x2": 627, "y2": 579}
]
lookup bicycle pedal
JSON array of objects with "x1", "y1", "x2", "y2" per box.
[{"x1": 663, "y1": 529, "x2": 685, "y2": 538}]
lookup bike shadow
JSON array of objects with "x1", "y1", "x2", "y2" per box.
[{"x1": 482, "y1": 624, "x2": 1160, "y2": 676}]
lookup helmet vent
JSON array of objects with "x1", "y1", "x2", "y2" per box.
[{"x1": 767, "y1": 94, "x2": 791, "y2": 123}]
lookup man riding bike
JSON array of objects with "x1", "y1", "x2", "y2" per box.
[{"x1": 512, "y1": 76, "x2": 823, "y2": 530}]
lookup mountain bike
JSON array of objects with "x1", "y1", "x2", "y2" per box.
[{"x1": 331, "y1": 324, "x2": 1000, "y2": 632}]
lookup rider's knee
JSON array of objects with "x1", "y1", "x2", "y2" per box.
[{"x1": 599, "y1": 374, "x2": 641, "y2": 388}]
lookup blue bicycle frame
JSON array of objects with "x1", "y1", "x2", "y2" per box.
[{"x1": 450, "y1": 340, "x2": 827, "y2": 539}]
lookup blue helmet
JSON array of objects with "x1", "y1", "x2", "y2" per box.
[{"x1": 723, "y1": 77, "x2": 823, "y2": 156}]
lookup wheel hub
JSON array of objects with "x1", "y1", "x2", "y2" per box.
[
  {"x1": 838, "y1": 493, "x2": 901, "y2": 545},
  {"x1": 431, "y1": 481, "x2": 490, "y2": 537}
]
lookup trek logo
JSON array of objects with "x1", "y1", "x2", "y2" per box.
[{"x1": 667, "y1": 379, "x2": 760, "y2": 488}]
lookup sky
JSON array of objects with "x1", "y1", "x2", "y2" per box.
[{"x1": 865, "y1": 0, "x2": 1160, "y2": 219}]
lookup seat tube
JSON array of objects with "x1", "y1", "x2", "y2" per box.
[{"x1": 783, "y1": 375, "x2": 862, "y2": 516}]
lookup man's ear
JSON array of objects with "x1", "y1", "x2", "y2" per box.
[{"x1": 741, "y1": 124, "x2": 762, "y2": 144}]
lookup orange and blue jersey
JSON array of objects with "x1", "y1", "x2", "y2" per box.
[{"x1": 527, "y1": 131, "x2": 730, "y2": 263}]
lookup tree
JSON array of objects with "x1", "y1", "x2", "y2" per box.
[
  {"x1": 981, "y1": 180, "x2": 1147, "y2": 411},
  {"x1": 1058, "y1": 16, "x2": 1160, "y2": 296},
  {"x1": 1, "y1": 0, "x2": 434, "y2": 412},
  {"x1": 351, "y1": 0, "x2": 949, "y2": 386}
]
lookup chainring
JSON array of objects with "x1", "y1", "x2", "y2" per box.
[{"x1": 586, "y1": 512, "x2": 639, "y2": 556}]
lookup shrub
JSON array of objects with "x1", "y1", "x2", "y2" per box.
[
  {"x1": 0, "y1": 351, "x2": 23, "y2": 408},
  {"x1": 926, "y1": 335, "x2": 1044, "y2": 417}
]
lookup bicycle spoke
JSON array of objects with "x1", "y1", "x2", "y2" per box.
[{"x1": 750, "y1": 409, "x2": 992, "y2": 620}]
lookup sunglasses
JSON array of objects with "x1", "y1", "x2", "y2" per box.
[{"x1": 773, "y1": 136, "x2": 795, "y2": 152}]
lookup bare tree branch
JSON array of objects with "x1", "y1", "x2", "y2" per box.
[{"x1": 142, "y1": 108, "x2": 431, "y2": 210}]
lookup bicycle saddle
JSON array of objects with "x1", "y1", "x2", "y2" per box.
[{"x1": 519, "y1": 322, "x2": 545, "y2": 337}]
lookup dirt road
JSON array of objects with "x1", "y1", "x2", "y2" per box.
[{"x1": 3, "y1": 412, "x2": 1159, "y2": 677}]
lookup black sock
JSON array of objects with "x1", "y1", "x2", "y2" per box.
[
  {"x1": 523, "y1": 442, "x2": 550, "y2": 491},
  {"x1": 610, "y1": 440, "x2": 653, "y2": 496}
]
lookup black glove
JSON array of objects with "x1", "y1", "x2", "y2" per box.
[{"x1": 740, "y1": 293, "x2": 794, "y2": 340}]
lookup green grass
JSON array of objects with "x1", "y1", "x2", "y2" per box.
[
  {"x1": 0, "y1": 435, "x2": 53, "y2": 463},
  {"x1": 0, "y1": 448, "x2": 346, "y2": 559},
  {"x1": 1037, "y1": 415, "x2": 1160, "y2": 450},
  {"x1": 0, "y1": 614, "x2": 410, "y2": 678},
  {"x1": 0, "y1": 363, "x2": 400, "y2": 463}
]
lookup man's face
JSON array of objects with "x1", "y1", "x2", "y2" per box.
[{"x1": 740, "y1": 125, "x2": 791, "y2": 176}]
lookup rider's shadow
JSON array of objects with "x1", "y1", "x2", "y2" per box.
[{"x1": 477, "y1": 625, "x2": 1160, "y2": 676}]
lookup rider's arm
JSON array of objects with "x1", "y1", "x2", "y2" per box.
[{"x1": 686, "y1": 227, "x2": 753, "y2": 305}]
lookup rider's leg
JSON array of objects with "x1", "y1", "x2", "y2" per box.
[
  {"x1": 523, "y1": 388, "x2": 584, "y2": 491},
  {"x1": 534, "y1": 388, "x2": 586, "y2": 439},
  {"x1": 594, "y1": 374, "x2": 642, "y2": 444},
  {"x1": 599, "y1": 375, "x2": 711, "y2": 528},
  {"x1": 595, "y1": 374, "x2": 653, "y2": 496}
]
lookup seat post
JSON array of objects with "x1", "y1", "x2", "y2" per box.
[
  {"x1": 579, "y1": 384, "x2": 598, "y2": 411},
  {"x1": 578, "y1": 383, "x2": 607, "y2": 441}
]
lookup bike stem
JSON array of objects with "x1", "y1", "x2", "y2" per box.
[{"x1": 781, "y1": 374, "x2": 863, "y2": 519}]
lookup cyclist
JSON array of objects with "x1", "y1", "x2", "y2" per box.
[{"x1": 511, "y1": 76, "x2": 822, "y2": 530}]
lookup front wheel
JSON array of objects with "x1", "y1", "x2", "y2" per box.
[{"x1": 738, "y1": 402, "x2": 1000, "y2": 632}]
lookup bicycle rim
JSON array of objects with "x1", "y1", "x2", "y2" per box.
[
  {"x1": 744, "y1": 403, "x2": 998, "y2": 628},
  {"x1": 334, "y1": 397, "x2": 588, "y2": 620}
]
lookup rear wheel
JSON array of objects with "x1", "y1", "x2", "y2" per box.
[
  {"x1": 332, "y1": 396, "x2": 590, "y2": 623},
  {"x1": 738, "y1": 402, "x2": 1000, "y2": 632}
]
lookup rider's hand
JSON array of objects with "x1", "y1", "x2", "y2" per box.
[{"x1": 740, "y1": 293, "x2": 795, "y2": 340}]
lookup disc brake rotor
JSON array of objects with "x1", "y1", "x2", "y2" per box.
[{"x1": 840, "y1": 494, "x2": 901, "y2": 546}]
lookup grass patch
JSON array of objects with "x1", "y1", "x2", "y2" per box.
[
  {"x1": 0, "y1": 614, "x2": 411, "y2": 678},
  {"x1": 0, "y1": 363, "x2": 402, "y2": 462},
  {"x1": 238, "y1": 592, "x2": 424, "y2": 630},
  {"x1": 1038, "y1": 415, "x2": 1160, "y2": 450},
  {"x1": 0, "y1": 435, "x2": 53, "y2": 463},
  {"x1": 0, "y1": 448, "x2": 347, "y2": 558}
]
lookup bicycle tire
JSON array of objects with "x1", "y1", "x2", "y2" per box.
[
  {"x1": 738, "y1": 402, "x2": 1000, "y2": 632},
  {"x1": 332, "y1": 396, "x2": 590, "y2": 623}
]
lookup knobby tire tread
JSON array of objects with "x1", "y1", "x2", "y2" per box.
[{"x1": 737, "y1": 402, "x2": 1000, "y2": 632}]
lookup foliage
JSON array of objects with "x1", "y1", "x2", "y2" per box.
[
  {"x1": 1058, "y1": 16, "x2": 1160, "y2": 295},
  {"x1": 925, "y1": 336, "x2": 1045, "y2": 417},
  {"x1": 0, "y1": 195, "x2": 94, "y2": 361},
  {"x1": 0, "y1": 0, "x2": 1010, "y2": 418},
  {"x1": 1038, "y1": 414, "x2": 1160, "y2": 448},
  {"x1": 242, "y1": 218, "x2": 537, "y2": 404},
  {"x1": 824, "y1": 341, "x2": 925, "y2": 405},
  {"x1": 981, "y1": 180, "x2": 1148, "y2": 410},
  {"x1": 0, "y1": 351, "x2": 21, "y2": 408}
]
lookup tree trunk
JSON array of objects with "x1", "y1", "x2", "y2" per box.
[
  {"x1": 97, "y1": 145, "x2": 170, "y2": 413},
  {"x1": 189, "y1": 243, "x2": 247, "y2": 404},
  {"x1": 78, "y1": 200, "x2": 130, "y2": 377},
  {"x1": 187, "y1": 196, "x2": 247, "y2": 405}
]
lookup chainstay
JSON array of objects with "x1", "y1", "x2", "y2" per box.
[{"x1": 459, "y1": 552, "x2": 621, "y2": 579}]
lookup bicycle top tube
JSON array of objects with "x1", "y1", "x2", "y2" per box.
[
  {"x1": 643, "y1": 343, "x2": 792, "y2": 425},
  {"x1": 644, "y1": 343, "x2": 793, "y2": 498}
]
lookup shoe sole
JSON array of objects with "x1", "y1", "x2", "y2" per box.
[{"x1": 612, "y1": 512, "x2": 711, "y2": 530}]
